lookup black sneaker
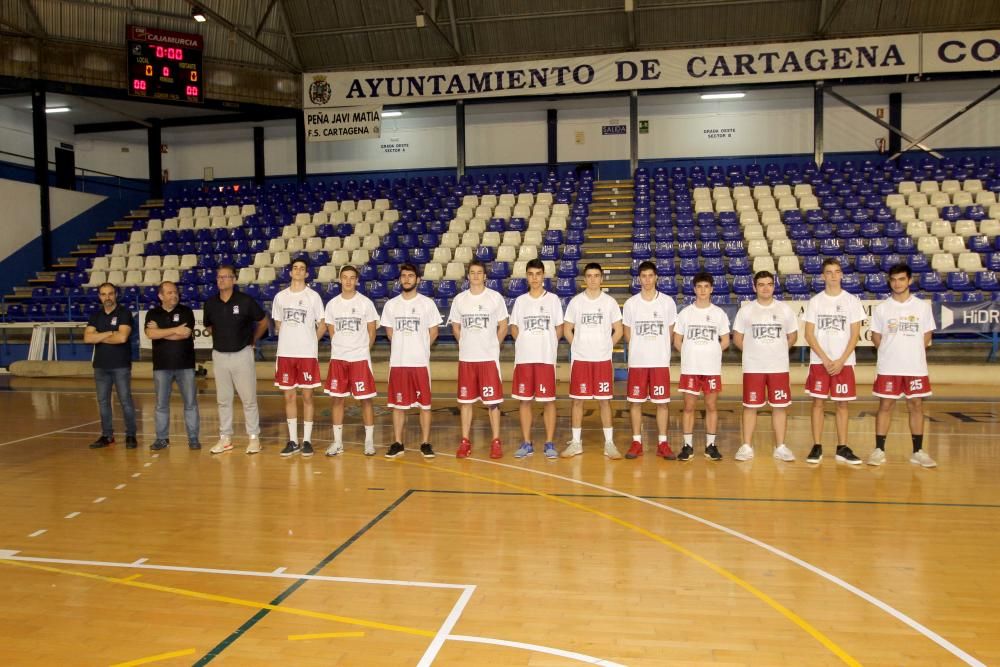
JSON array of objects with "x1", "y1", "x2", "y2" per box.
[
  {"x1": 125, "y1": 436, "x2": 139, "y2": 449},
  {"x1": 89, "y1": 435, "x2": 114, "y2": 449},
  {"x1": 385, "y1": 442, "x2": 405, "y2": 458},
  {"x1": 301, "y1": 441, "x2": 314, "y2": 458},
  {"x1": 677, "y1": 444, "x2": 694, "y2": 461},
  {"x1": 806, "y1": 444, "x2": 823, "y2": 464},
  {"x1": 835, "y1": 445, "x2": 862, "y2": 465},
  {"x1": 189, "y1": 441, "x2": 202, "y2": 450},
  {"x1": 420, "y1": 443, "x2": 435, "y2": 459},
  {"x1": 280, "y1": 441, "x2": 300, "y2": 457},
  {"x1": 705, "y1": 444, "x2": 723, "y2": 461},
  {"x1": 151, "y1": 439, "x2": 169, "y2": 451}
]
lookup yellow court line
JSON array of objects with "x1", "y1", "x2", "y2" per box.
[
  {"x1": 0, "y1": 560, "x2": 435, "y2": 638},
  {"x1": 401, "y1": 460, "x2": 863, "y2": 667},
  {"x1": 109, "y1": 648, "x2": 195, "y2": 667},
  {"x1": 119, "y1": 574, "x2": 142, "y2": 582},
  {"x1": 288, "y1": 631, "x2": 366, "y2": 640}
]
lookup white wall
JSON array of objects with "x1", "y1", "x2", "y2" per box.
[
  {"x1": 74, "y1": 130, "x2": 149, "y2": 178},
  {"x1": 0, "y1": 179, "x2": 105, "y2": 262},
  {"x1": 556, "y1": 97, "x2": 630, "y2": 163},
  {"x1": 466, "y1": 102, "x2": 547, "y2": 166},
  {"x1": 899, "y1": 78, "x2": 1000, "y2": 151},
  {"x1": 0, "y1": 104, "x2": 75, "y2": 167}
]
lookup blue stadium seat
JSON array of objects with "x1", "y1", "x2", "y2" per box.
[
  {"x1": 841, "y1": 274, "x2": 863, "y2": 295},
  {"x1": 895, "y1": 237, "x2": 916, "y2": 254},
  {"x1": 784, "y1": 273, "x2": 809, "y2": 295},
  {"x1": 844, "y1": 238, "x2": 867, "y2": 255},
  {"x1": 733, "y1": 275, "x2": 754, "y2": 296},
  {"x1": 724, "y1": 240, "x2": 746, "y2": 257},
  {"x1": 728, "y1": 256, "x2": 751, "y2": 275},
  {"x1": 632, "y1": 242, "x2": 652, "y2": 259},
  {"x1": 795, "y1": 239, "x2": 818, "y2": 256},
  {"x1": 909, "y1": 254, "x2": 930, "y2": 273},
  {"x1": 947, "y1": 271, "x2": 974, "y2": 292},
  {"x1": 656, "y1": 276, "x2": 677, "y2": 295},
  {"x1": 968, "y1": 235, "x2": 991, "y2": 254},
  {"x1": 488, "y1": 262, "x2": 511, "y2": 279},
  {"x1": 561, "y1": 245, "x2": 581, "y2": 260},
  {"x1": 377, "y1": 264, "x2": 400, "y2": 281},
  {"x1": 919, "y1": 271, "x2": 946, "y2": 292},
  {"x1": 540, "y1": 244, "x2": 559, "y2": 261},
  {"x1": 975, "y1": 271, "x2": 998, "y2": 291},
  {"x1": 869, "y1": 237, "x2": 894, "y2": 255},
  {"x1": 475, "y1": 246, "x2": 497, "y2": 262},
  {"x1": 986, "y1": 253, "x2": 1000, "y2": 272},
  {"x1": 409, "y1": 248, "x2": 431, "y2": 264},
  {"x1": 802, "y1": 255, "x2": 823, "y2": 275},
  {"x1": 506, "y1": 278, "x2": 528, "y2": 297},
  {"x1": 855, "y1": 254, "x2": 880, "y2": 273},
  {"x1": 556, "y1": 261, "x2": 577, "y2": 278},
  {"x1": 555, "y1": 278, "x2": 576, "y2": 297}
]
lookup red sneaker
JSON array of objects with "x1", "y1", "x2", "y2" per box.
[
  {"x1": 490, "y1": 438, "x2": 503, "y2": 459},
  {"x1": 456, "y1": 438, "x2": 472, "y2": 458},
  {"x1": 625, "y1": 440, "x2": 643, "y2": 459},
  {"x1": 657, "y1": 441, "x2": 676, "y2": 460}
]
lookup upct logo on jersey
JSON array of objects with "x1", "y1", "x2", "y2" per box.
[
  {"x1": 751, "y1": 323, "x2": 783, "y2": 339},
  {"x1": 173, "y1": 313, "x2": 179, "y2": 322},
  {"x1": 580, "y1": 312, "x2": 604, "y2": 326},
  {"x1": 309, "y1": 75, "x2": 332, "y2": 105},
  {"x1": 335, "y1": 316, "x2": 362, "y2": 333},
  {"x1": 232, "y1": 305, "x2": 240, "y2": 314},
  {"x1": 816, "y1": 314, "x2": 847, "y2": 331},
  {"x1": 282, "y1": 307, "x2": 308, "y2": 325},
  {"x1": 461, "y1": 310, "x2": 491, "y2": 329},
  {"x1": 686, "y1": 324, "x2": 717, "y2": 341},
  {"x1": 887, "y1": 315, "x2": 920, "y2": 334},
  {"x1": 522, "y1": 314, "x2": 550, "y2": 332},
  {"x1": 634, "y1": 320, "x2": 664, "y2": 336},
  {"x1": 394, "y1": 317, "x2": 421, "y2": 333}
]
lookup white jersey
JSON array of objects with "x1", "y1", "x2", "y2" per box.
[
  {"x1": 509, "y1": 290, "x2": 563, "y2": 365},
  {"x1": 564, "y1": 291, "x2": 622, "y2": 362},
  {"x1": 871, "y1": 295, "x2": 935, "y2": 376},
  {"x1": 325, "y1": 292, "x2": 379, "y2": 363},
  {"x1": 675, "y1": 303, "x2": 731, "y2": 376},
  {"x1": 803, "y1": 290, "x2": 866, "y2": 366},
  {"x1": 380, "y1": 293, "x2": 443, "y2": 367},
  {"x1": 622, "y1": 291, "x2": 677, "y2": 368},
  {"x1": 447, "y1": 288, "x2": 509, "y2": 362},
  {"x1": 732, "y1": 299, "x2": 798, "y2": 373},
  {"x1": 272, "y1": 285, "x2": 325, "y2": 359}
]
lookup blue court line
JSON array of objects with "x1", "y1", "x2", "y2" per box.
[
  {"x1": 193, "y1": 489, "x2": 415, "y2": 666},
  {"x1": 412, "y1": 488, "x2": 1000, "y2": 508}
]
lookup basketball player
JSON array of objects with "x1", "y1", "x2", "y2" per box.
[
  {"x1": 272, "y1": 258, "x2": 326, "y2": 458},
  {"x1": 509, "y1": 259, "x2": 563, "y2": 459},
  {"x1": 672, "y1": 272, "x2": 730, "y2": 461},
  {"x1": 803, "y1": 258, "x2": 864, "y2": 465},
  {"x1": 732, "y1": 270, "x2": 798, "y2": 462},
  {"x1": 561, "y1": 263, "x2": 623, "y2": 459},
  {"x1": 450, "y1": 259, "x2": 509, "y2": 459},
  {"x1": 324, "y1": 265, "x2": 379, "y2": 456},
  {"x1": 84, "y1": 282, "x2": 138, "y2": 449},
  {"x1": 868, "y1": 263, "x2": 937, "y2": 468},
  {"x1": 381, "y1": 263, "x2": 442, "y2": 459},
  {"x1": 622, "y1": 261, "x2": 678, "y2": 460}
]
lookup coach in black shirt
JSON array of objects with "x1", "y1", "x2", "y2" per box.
[
  {"x1": 203, "y1": 264, "x2": 269, "y2": 454},
  {"x1": 84, "y1": 282, "x2": 138, "y2": 449},
  {"x1": 145, "y1": 280, "x2": 200, "y2": 451}
]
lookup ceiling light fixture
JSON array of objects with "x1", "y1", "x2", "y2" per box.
[
  {"x1": 700, "y1": 92, "x2": 746, "y2": 100},
  {"x1": 45, "y1": 107, "x2": 71, "y2": 113},
  {"x1": 381, "y1": 111, "x2": 402, "y2": 117},
  {"x1": 192, "y1": 7, "x2": 207, "y2": 22}
]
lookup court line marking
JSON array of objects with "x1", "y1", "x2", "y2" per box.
[
  {"x1": 108, "y1": 648, "x2": 195, "y2": 667},
  {"x1": 417, "y1": 584, "x2": 476, "y2": 667},
  {"x1": 65, "y1": 512, "x2": 80, "y2": 519},
  {"x1": 440, "y1": 456, "x2": 986, "y2": 667},
  {"x1": 288, "y1": 632, "x2": 365, "y2": 640},
  {"x1": 0, "y1": 554, "x2": 621, "y2": 666},
  {"x1": 27, "y1": 529, "x2": 46, "y2": 538},
  {"x1": 115, "y1": 484, "x2": 126, "y2": 490},
  {"x1": 0, "y1": 419, "x2": 101, "y2": 447},
  {"x1": 93, "y1": 496, "x2": 106, "y2": 504}
]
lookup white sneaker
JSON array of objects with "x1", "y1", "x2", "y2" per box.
[
  {"x1": 773, "y1": 444, "x2": 796, "y2": 462},
  {"x1": 866, "y1": 449, "x2": 886, "y2": 466},
  {"x1": 363, "y1": 441, "x2": 376, "y2": 456},
  {"x1": 326, "y1": 442, "x2": 344, "y2": 457},
  {"x1": 734, "y1": 444, "x2": 754, "y2": 461},
  {"x1": 210, "y1": 436, "x2": 232, "y2": 455},
  {"x1": 910, "y1": 450, "x2": 937, "y2": 468},
  {"x1": 604, "y1": 441, "x2": 622, "y2": 460},
  {"x1": 560, "y1": 440, "x2": 583, "y2": 458},
  {"x1": 245, "y1": 436, "x2": 261, "y2": 455}
]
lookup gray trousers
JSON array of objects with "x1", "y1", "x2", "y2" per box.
[{"x1": 212, "y1": 346, "x2": 260, "y2": 437}]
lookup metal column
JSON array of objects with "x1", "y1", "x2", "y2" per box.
[
  {"x1": 813, "y1": 81, "x2": 824, "y2": 167},
  {"x1": 629, "y1": 90, "x2": 639, "y2": 176},
  {"x1": 547, "y1": 109, "x2": 558, "y2": 170},
  {"x1": 31, "y1": 84, "x2": 52, "y2": 269},
  {"x1": 295, "y1": 112, "x2": 306, "y2": 183},
  {"x1": 253, "y1": 126, "x2": 265, "y2": 186},
  {"x1": 147, "y1": 120, "x2": 162, "y2": 200},
  {"x1": 456, "y1": 100, "x2": 466, "y2": 178}
]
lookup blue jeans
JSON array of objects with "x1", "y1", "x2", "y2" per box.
[
  {"x1": 94, "y1": 367, "x2": 137, "y2": 438},
  {"x1": 154, "y1": 368, "x2": 200, "y2": 442}
]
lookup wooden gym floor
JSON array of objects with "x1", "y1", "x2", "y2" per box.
[{"x1": 0, "y1": 374, "x2": 997, "y2": 667}]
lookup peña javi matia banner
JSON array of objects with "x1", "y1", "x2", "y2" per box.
[{"x1": 303, "y1": 30, "x2": 1000, "y2": 107}]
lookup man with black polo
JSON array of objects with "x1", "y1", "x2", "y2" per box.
[
  {"x1": 145, "y1": 281, "x2": 200, "y2": 451},
  {"x1": 84, "y1": 282, "x2": 138, "y2": 449},
  {"x1": 203, "y1": 264, "x2": 269, "y2": 455}
]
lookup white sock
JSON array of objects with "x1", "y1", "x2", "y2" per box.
[
  {"x1": 706, "y1": 433, "x2": 716, "y2": 447},
  {"x1": 571, "y1": 427, "x2": 582, "y2": 442},
  {"x1": 303, "y1": 421, "x2": 313, "y2": 444},
  {"x1": 658, "y1": 434, "x2": 668, "y2": 444},
  {"x1": 287, "y1": 418, "x2": 297, "y2": 443},
  {"x1": 333, "y1": 425, "x2": 343, "y2": 445},
  {"x1": 603, "y1": 427, "x2": 613, "y2": 442},
  {"x1": 364, "y1": 425, "x2": 374, "y2": 445},
  {"x1": 683, "y1": 433, "x2": 693, "y2": 447},
  {"x1": 632, "y1": 434, "x2": 642, "y2": 444}
]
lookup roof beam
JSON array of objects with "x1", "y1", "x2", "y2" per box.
[
  {"x1": 186, "y1": 0, "x2": 301, "y2": 73},
  {"x1": 816, "y1": 0, "x2": 849, "y2": 36},
  {"x1": 409, "y1": 0, "x2": 460, "y2": 60},
  {"x1": 18, "y1": 0, "x2": 47, "y2": 38},
  {"x1": 446, "y1": 0, "x2": 462, "y2": 57},
  {"x1": 52, "y1": 0, "x2": 287, "y2": 39},
  {"x1": 254, "y1": 0, "x2": 279, "y2": 38},
  {"x1": 275, "y1": 0, "x2": 303, "y2": 70}
]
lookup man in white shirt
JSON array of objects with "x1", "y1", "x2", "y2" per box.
[
  {"x1": 868, "y1": 263, "x2": 937, "y2": 468},
  {"x1": 732, "y1": 270, "x2": 798, "y2": 462},
  {"x1": 324, "y1": 265, "x2": 379, "y2": 457},
  {"x1": 450, "y1": 259, "x2": 510, "y2": 459},
  {"x1": 561, "y1": 263, "x2": 624, "y2": 459},
  {"x1": 380, "y1": 263, "x2": 442, "y2": 459},
  {"x1": 672, "y1": 272, "x2": 730, "y2": 462},
  {"x1": 273, "y1": 258, "x2": 326, "y2": 458},
  {"x1": 803, "y1": 258, "x2": 865, "y2": 465},
  {"x1": 622, "y1": 261, "x2": 678, "y2": 460},
  {"x1": 510, "y1": 259, "x2": 563, "y2": 460}
]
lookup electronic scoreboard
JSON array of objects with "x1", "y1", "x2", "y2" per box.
[{"x1": 127, "y1": 25, "x2": 204, "y2": 104}]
